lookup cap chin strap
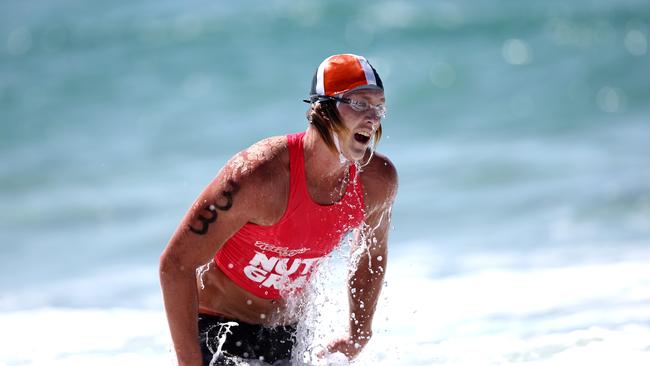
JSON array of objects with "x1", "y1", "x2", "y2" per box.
[
  {"x1": 359, "y1": 137, "x2": 375, "y2": 169},
  {"x1": 331, "y1": 131, "x2": 348, "y2": 164}
]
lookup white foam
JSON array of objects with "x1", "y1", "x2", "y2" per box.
[
  {"x1": 0, "y1": 308, "x2": 173, "y2": 366},
  {"x1": 2, "y1": 250, "x2": 650, "y2": 365},
  {"x1": 362, "y1": 253, "x2": 650, "y2": 365}
]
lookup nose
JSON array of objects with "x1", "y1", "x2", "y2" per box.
[{"x1": 365, "y1": 111, "x2": 381, "y2": 128}]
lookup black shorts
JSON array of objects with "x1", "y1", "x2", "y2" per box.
[{"x1": 198, "y1": 313, "x2": 296, "y2": 366}]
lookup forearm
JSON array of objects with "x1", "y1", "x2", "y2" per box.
[
  {"x1": 160, "y1": 256, "x2": 203, "y2": 366},
  {"x1": 348, "y1": 257, "x2": 385, "y2": 343}
]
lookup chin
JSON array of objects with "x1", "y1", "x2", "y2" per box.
[
  {"x1": 346, "y1": 151, "x2": 366, "y2": 162},
  {"x1": 341, "y1": 144, "x2": 367, "y2": 162}
]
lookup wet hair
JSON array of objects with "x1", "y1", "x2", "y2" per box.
[{"x1": 306, "y1": 100, "x2": 382, "y2": 155}]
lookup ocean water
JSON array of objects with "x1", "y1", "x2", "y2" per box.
[{"x1": 1, "y1": 0, "x2": 649, "y2": 365}]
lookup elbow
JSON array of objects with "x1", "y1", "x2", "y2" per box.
[
  {"x1": 159, "y1": 247, "x2": 192, "y2": 280},
  {"x1": 159, "y1": 248, "x2": 175, "y2": 280}
]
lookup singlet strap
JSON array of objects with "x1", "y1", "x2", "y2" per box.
[
  {"x1": 286, "y1": 132, "x2": 306, "y2": 202},
  {"x1": 286, "y1": 131, "x2": 364, "y2": 210}
]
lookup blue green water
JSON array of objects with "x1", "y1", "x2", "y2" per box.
[{"x1": 1, "y1": 1, "x2": 649, "y2": 364}]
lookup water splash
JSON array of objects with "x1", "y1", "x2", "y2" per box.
[
  {"x1": 205, "y1": 321, "x2": 239, "y2": 366},
  {"x1": 286, "y1": 227, "x2": 388, "y2": 365},
  {"x1": 196, "y1": 261, "x2": 212, "y2": 290},
  {"x1": 285, "y1": 238, "x2": 349, "y2": 365}
]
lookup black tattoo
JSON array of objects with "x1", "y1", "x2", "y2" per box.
[
  {"x1": 188, "y1": 207, "x2": 217, "y2": 235},
  {"x1": 188, "y1": 190, "x2": 234, "y2": 235},
  {"x1": 214, "y1": 191, "x2": 233, "y2": 211}
]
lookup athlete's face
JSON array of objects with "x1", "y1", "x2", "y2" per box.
[{"x1": 336, "y1": 89, "x2": 385, "y2": 162}]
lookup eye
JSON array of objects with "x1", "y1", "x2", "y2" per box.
[
  {"x1": 349, "y1": 99, "x2": 369, "y2": 112},
  {"x1": 376, "y1": 104, "x2": 387, "y2": 116}
]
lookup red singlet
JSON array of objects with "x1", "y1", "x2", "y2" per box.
[{"x1": 214, "y1": 132, "x2": 365, "y2": 299}]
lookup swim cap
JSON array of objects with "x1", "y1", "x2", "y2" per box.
[{"x1": 309, "y1": 54, "x2": 383, "y2": 102}]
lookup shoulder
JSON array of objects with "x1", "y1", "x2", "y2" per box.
[
  {"x1": 225, "y1": 135, "x2": 289, "y2": 182},
  {"x1": 202, "y1": 135, "x2": 290, "y2": 218},
  {"x1": 359, "y1": 151, "x2": 398, "y2": 216}
]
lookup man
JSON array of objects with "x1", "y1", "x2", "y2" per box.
[{"x1": 160, "y1": 54, "x2": 398, "y2": 366}]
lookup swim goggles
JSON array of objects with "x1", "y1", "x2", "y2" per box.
[{"x1": 304, "y1": 95, "x2": 387, "y2": 119}]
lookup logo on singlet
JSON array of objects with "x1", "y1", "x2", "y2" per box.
[
  {"x1": 243, "y1": 251, "x2": 320, "y2": 290},
  {"x1": 253, "y1": 241, "x2": 310, "y2": 257}
]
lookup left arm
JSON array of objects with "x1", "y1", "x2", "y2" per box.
[{"x1": 329, "y1": 155, "x2": 398, "y2": 359}]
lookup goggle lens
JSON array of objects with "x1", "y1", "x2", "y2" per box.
[
  {"x1": 306, "y1": 95, "x2": 387, "y2": 119},
  {"x1": 352, "y1": 101, "x2": 386, "y2": 118}
]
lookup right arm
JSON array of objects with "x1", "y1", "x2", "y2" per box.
[{"x1": 159, "y1": 137, "x2": 286, "y2": 366}]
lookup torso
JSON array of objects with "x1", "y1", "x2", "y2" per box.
[
  {"x1": 197, "y1": 261, "x2": 295, "y2": 325},
  {"x1": 197, "y1": 132, "x2": 371, "y2": 325}
]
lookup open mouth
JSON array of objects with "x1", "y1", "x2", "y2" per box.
[{"x1": 354, "y1": 132, "x2": 371, "y2": 144}]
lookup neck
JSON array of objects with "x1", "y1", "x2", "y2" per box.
[{"x1": 303, "y1": 126, "x2": 350, "y2": 180}]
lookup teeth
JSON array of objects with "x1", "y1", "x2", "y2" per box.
[{"x1": 357, "y1": 131, "x2": 371, "y2": 137}]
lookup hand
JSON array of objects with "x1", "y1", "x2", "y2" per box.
[{"x1": 325, "y1": 335, "x2": 370, "y2": 361}]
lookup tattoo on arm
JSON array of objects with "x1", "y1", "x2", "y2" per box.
[
  {"x1": 213, "y1": 191, "x2": 233, "y2": 211},
  {"x1": 188, "y1": 190, "x2": 234, "y2": 235},
  {"x1": 188, "y1": 207, "x2": 217, "y2": 235}
]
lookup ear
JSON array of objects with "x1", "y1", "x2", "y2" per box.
[{"x1": 316, "y1": 103, "x2": 333, "y2": 122}]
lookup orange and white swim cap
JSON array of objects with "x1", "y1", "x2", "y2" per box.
[{"x1": 308, "y1": 54, "x2": 383, "y2": 102}]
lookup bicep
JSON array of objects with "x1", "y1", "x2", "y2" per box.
[
  {"x1": 351, "y1": 173, "x2": 397, "y2": 273},
  {"x1": 358, "y1": 153, "x2": 398, "y2": 256}
]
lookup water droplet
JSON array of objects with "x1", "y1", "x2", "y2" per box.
[
  {"x1": 260, "y1": 313, "x2": 266, "y2": 319},
  {"x1": 502, "y1": 38, "x2": 533, "y2": 65},
  {"x1": 377, "y1": 255, "x2": 383, "y2": 261},
  {"x1": 228, "y1": 263, "x2": 234, "y2": 269},
  {"x1": 624, "y1": 29, "x2": 647, "y2": 56},
  {"x1": 596, "y1": 87, "x2": 625, "y2": 113},
  {"x1": 246, "y1": 299, "x2": 253, "y2": 305},
  {"x1": 236, "y1": 341, "x2": 242, "y2": 347}
]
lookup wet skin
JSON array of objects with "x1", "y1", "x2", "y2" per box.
[
  {"x1": 160, "y1": 89, "x2": 397, "y2": 365},
  {"x1": 194, "y1": 140, "x2": 358, "y2": 326},
  {"x1": 193, "y1": 91, "x2": 388, "y2": 326},
  {"x1": 196, "y1": 262, "x2": 300, "y2": 326}
]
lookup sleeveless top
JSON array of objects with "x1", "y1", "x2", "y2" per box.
[{"x1": 214, "y1": 132, "x2": 365, "y2": 299}]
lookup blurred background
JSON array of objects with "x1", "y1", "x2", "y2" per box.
[{"x1": 1, "y1": 0, "x2": 649, "y2": 365}]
